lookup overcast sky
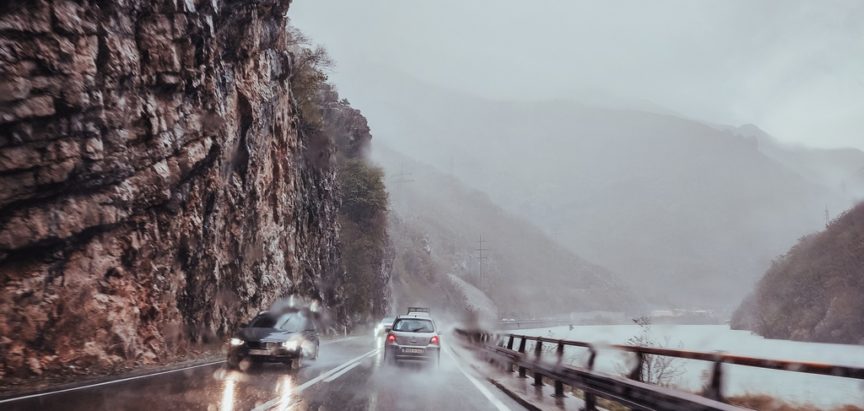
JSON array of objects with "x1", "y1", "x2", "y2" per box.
[{"x1": 291, "y1": 0, "x2": 864, "y2": 150}]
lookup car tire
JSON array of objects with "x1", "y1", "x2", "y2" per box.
[{"x1": 226, "y1": 355, "x2": 240, "y2": 370}]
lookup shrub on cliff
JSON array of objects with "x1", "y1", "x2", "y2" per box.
[
  {"x1": 286, "y1": 26, "x2": 392, "y2": 324},
  {"x1": 337, "y1": 160, "x2": 391, "y2": 320}
]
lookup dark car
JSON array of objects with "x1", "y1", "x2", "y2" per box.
[{"x1": 227, "y1": 310, "x2": 319, "y2": 370}]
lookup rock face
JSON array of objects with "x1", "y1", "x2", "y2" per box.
[{"x1": 0, "y1": 0, "x2": 344, "y2": 380}]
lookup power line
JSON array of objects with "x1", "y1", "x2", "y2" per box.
[
  {"x1": 390, "y1": 163, "x2": 414, "y2": 187},
  {"x1": 475, "y1": 234, "x2": 490, "y2": 290}
]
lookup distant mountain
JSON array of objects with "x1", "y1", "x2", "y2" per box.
[
  {"x1": 733, "y1": 124, "x2": 864, "y2": 202},
  {"x1": 338, "y1": 67, "x2": 860, "y2": 309},
  {"x1": 731, "y1": 201, "x2": 864, "y2": 344},
  {"x1": 375, "y1": 147, "x2": 643, "y2": 319}
]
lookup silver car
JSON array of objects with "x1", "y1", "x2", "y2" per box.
[{"x1": 383, "y1": 314, "x2": 441, "y2": 366}]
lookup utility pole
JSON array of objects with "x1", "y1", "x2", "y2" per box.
[
  {"x1": 391, "y1": 163, "x2": 414, "y2": 188},
  {"x1": 825, "y1": 205, "x2": 830, "y2": 228},
  {"x1": 475, "y1": 234, "x2": 489, "y2": 290},
  {"x1": 389, "y1": 164, "x2": 414, "y2": 212}
]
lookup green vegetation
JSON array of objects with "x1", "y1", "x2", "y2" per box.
[
  {"x1": 287, "y1": 27, "x2": 392, "y2": 324},
  {"x1": 732, "y1": 202, "x2": 864, "y2": 344},
  {"x1": 338, "y1": 160, "x2": 391, "y2": 320}
]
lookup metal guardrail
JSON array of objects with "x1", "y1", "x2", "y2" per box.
[
  {"x1": 455, "y1": 329, "x2": 864, "y2": 411},
  {"x1": 496, "y1": 319, "x2": 575, "y2": 330}
]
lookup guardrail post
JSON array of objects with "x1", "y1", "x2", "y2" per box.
[
  {"x1": 518, "y1": 337, "x2": 528, "y2": 378},
  {"x1": 704, "y1": 360, "x2": 725, "y2": 401},
  {"x1": 507, "y1": 335, "x2": 514, "y2": 350},
  {"x1": 629, "y1": 352, "x2": 645, "y2": 382},
  {"x1": 584, "y1": 347, "x2": 597, "y2": 410},
  {"x1": 584, "y1": 392, "x2": 597, "y2": 411},
  {"x1": 554, "y1": 380, "x2": 565, "y2": 397},
  {"x1": 533, "y1": 340, "x2": 544, "y2": 386},
  {"x1": 551, "y1": 341, "x2": 566, "y2": 397}
]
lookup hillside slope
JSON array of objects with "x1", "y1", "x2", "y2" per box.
[
  {"x1": 337, "y1": 67, "x2": 857, "y2": 308},
  {"x1": 376, "y1": 147, "x2": 643, "y2": 318},
  {"x1": 733, "y1": 124, "x2": 864, "y2": 202},
  {"x1": 731, "y1": 202, "x2": 864, "y2": 344}
]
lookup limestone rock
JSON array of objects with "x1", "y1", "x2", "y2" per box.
[{"x1": 0, "y1": 0, "x2": 343, "y2": 380}]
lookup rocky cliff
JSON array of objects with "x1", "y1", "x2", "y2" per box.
[
  {"x1": 732, "y1": 202, "x2": 864, "y2": 344},
  {"x1": 0, "y1": 0, "x2": 349, "y2": 382}
]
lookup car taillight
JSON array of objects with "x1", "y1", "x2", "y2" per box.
[
  {"x1": 430, "y1": 335, "x2": 439, "y2": 345},
  {"x1": 386, "y1": 333, "x2": 396, "y2": 344}
]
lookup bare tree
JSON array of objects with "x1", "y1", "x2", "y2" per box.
[{"x1": 623, "y1": 316, "x2": 684, "y2": 387}]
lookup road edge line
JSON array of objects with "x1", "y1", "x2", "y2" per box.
[
  {"x1": 445, "y1": 347, "x2": 512, "y2": 411},
  {"x1": 0, "y1": 360, "x2": 225, "y2": 405},
  {"x1": 485, "y1": 377, "x2": 543, "y2": 411}
]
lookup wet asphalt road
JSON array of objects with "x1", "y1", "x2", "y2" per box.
[{"x1": 1, "y1": 335, "x2": 522, "y2": 411}]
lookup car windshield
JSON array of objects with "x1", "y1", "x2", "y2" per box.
[
  {"x1": 393, "y1": 318, "x2": 434, "y2": 333},
  {"x1": 276, "y1": 313, "x2": 308, "y2": 332},
  {"x1": 249, "y1": 314, "x2": 277, "y2": 328}
]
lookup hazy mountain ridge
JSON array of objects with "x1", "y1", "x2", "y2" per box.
[
  {"x1": 339, "y1": 68, "x2": 859, "y2": 308},
  {"x1": 375, "y1": 147, "x2": 643, "y2": 318},
  {"x1": 732, "y1": 124, "x2": 864, "y2": 202},
  {"x1": 731, "y1": 201, "x2": 864, "y2": 344}
]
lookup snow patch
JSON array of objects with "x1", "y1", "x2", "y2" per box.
[{"x1": 447, "y1": 274, "x2": 498, "y2": 321}]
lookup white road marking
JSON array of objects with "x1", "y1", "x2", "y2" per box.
[
  {"x1": 0, "y1": 360, "x2": 225, "y2": 405},
  {"x1": 322, "y1": 350, "x2": 376, "y2": 382},
  {"x1": 252, "y1": 348, "x2": 379, "y2": 411},
  {"x1": 445, "y1": 347, "x2": 512, "y2": 411},
  {"x1": 321, "y1": 336, "x2": 360, "y2": 345}
]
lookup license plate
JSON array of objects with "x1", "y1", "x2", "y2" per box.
[
  {"x1": 401, "y1": 348, "x2": 424, "y2": 354},
  {"x1": 249, "y1": 349, "x2": 270, "y2": 356}
]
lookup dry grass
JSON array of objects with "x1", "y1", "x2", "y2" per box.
[{"x1": 727, "y1": 394, "x2": 863, "y2": 411}]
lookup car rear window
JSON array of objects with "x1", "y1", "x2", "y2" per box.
[{"x1": 393, "y1": 318, "x2": 434, "y2": 332}]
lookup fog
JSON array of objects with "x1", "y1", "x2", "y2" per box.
[
  {"x1": 4, "y1": 1, "x2": 863, "y2": 409},
  {"x1": 292, "y1": 0, "x2": 864, "y2": 150},
  {"x1": 291, "y1": 0, "x2": 864, "y2": 312}
]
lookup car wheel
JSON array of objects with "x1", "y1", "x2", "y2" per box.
[{"x1": 226, "y1": 355, "x2": 240, "y2": 370}]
